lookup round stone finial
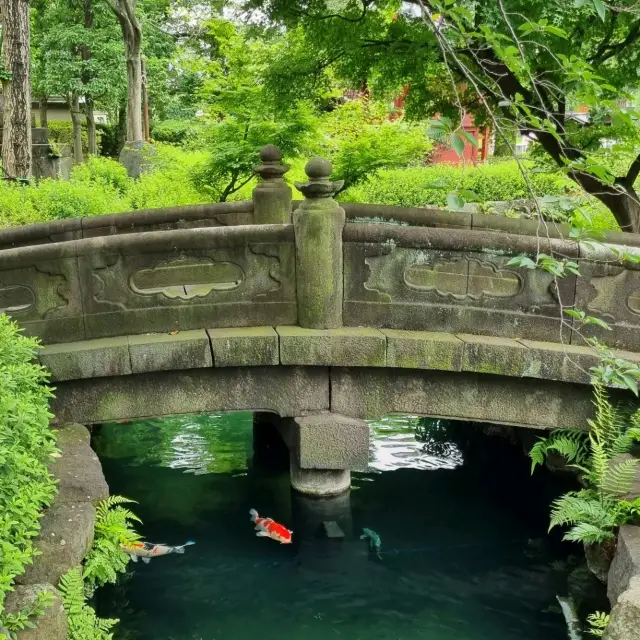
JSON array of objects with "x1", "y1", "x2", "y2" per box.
[
  {"x1": 260, "y1": 144, "x2": 283, "y2": 162},
  {"x1": 305, "y1": 157, "x2": 333, "y2": 180}
]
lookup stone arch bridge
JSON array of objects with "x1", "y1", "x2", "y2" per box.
[{"x1": 1, "y1": 146, "x2": 640, "y2": 495}]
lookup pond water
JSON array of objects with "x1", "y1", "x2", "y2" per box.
[{"x1": 93, "y1": 413, "x2": 593, "y2": 640}]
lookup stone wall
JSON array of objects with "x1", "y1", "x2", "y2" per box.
[
  {"x1": 606, "y1": 526, "x2": 640, "y2": 639},
  {"x1": 4, "y1": 424, "x2": 109, "y2": 640}
]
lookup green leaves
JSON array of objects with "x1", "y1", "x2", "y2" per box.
[
  {"x1": 0, "y1": 316, "x2": 57, "y2": 625},
  {"x1": 427, "y1": 118, "x2": 478, "y2": 157},
  {"x1": 587, "y1": 611, "x2": 610, "y2": 637},
  {"x1": 518, "y1": 19, "x2": 568, "y2": 39},
  {"x1": 507, "y1": 253, "x2": 580, "y2": 277},
  {"x1": 533, "y1": 382, "x2": 640, "y2": 546},
  {"x1": 564, "y1": 309, "x2": 611, "y2": 331}
]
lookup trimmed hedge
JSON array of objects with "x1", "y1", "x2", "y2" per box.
[{"x1": 340, "y1": 162, "x2": 576, "y2": 208}]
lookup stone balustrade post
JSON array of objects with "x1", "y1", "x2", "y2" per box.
[
  {"x1": 293, "y1": 157, "x2": 345, "y2": 329},
  {"x1": 252, "y1": 144, "x2": 292, "y2": 225}
]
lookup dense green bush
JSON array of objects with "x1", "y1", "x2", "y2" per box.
[
  {"x1": 0, "y1": 315, "x2": 58, "y2": 632},
  {"x1": 151, "y1": 119, "x2": 207, "y2": 147},
  {"x1": 341, "y1": 162, "x2": 574, "y2": 207}
]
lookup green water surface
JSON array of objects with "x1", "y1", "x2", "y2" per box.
[{"x1": 93, "y1": 413, "x2": 591, "y2": 640}]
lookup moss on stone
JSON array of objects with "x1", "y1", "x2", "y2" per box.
[
  {"x1": 208, "y1": 326, "x2": 279, "y2": 367},
  {"x1": 384, "y1": 329, "x2": 463, "y2": 371}
]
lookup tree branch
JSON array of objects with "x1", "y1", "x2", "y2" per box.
[{"x1": 625, "y1": 151, "x2": 640, "y2": 186}]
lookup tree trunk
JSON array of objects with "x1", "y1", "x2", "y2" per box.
[
  {"x1": 116, "y1": 100, "x2": 127, "y2": 154},
  {"x1": 85, "y1": 99, "x2": 97, "y2": 155},
  {"x1": 81, "y1": 0, "x2": 97, "y2": 155},
  {"x1": 70, "y1": 96, "x2": 84, "y2": 164},
  {"x1": 39, "y1": 95, "x2": 48, "y2": 129},
  {"x1": 108, "y1": 0, "x2": 143, "y2": 143},
  {"x1": 0, "y1": 0, "x2": 32, "y2": 180}
]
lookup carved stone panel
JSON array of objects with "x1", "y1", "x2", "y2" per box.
[
  {"x1": 78, "y1": 241, "x2": 297, "y2": 338},
  {"x1": 0, "y1": 259, "x2": 84, "y2": 343},
  {"x1": 574, "y1": 260, "x2": 640, "y2": 351},
  {"x1": 343, "y1": 242, "x2": 575, "y2": 341}
]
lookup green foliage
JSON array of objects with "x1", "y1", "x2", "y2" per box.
[
  {"x1": 341, "y1": 161, "x2": 573, "y2": 207},
  {"x1": 70, "y1": 156, "x2": 130, "y2": 195},
  {"x1": 59, "y1": 495, "x2": 141, "y2": 640},
  {"x1": 150, "y1": 119, "x2": 207, "y2": 148},
  {"x1": 318, "y1": 100, "x2": 431, "y2": 190},
  {"x1": 59, "y1": 569, "x2": 118, "y2": 640},
  {"x1": 0, "y1": 315, "x2": 58, "y2": 627},
  {"x1": 1, "y1": 589, "x2": 54, "y2": 639},
  {"x1": 531, "y1": 383, "x2": 640, "y2": 545},
  {"x1": 83, "y1": 496, "x2": 141, "y2": 594},
  {"x1": 587, "y1": 611, "x2": 610, "y2": 637}
]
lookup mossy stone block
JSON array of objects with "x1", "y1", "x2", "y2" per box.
[
  {"x1": 384, "y1": 329, "x2": 463, "y2": 371},
  {"x1": 208, "y1": 327, "x2": 279, "y2": 366},
  {"x1": 517, "y1": 339, "x2": 598, "y2": 384},
  {"x1": 39, "y1": 337, "x2": 131, "y2": 381},
  {"x1": 277, "y1": 326, "x2": 386, "y2": 366},
  {"x1": 459, "y1": 334, "x2": 529, "y2": 377},
  {"x1": 128, "y1": 330, "x2": 212, "y2": 373}
]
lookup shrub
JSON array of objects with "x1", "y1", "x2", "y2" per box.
[
  {"x1": 341, "y1": 161, "x2": 574, "y2": 208},
  {"x1": 128, "y1": 144, "x2": 209, "y2": 210},
  {"x1": 70, "y1": 156, "x2": 131, "y2": 194},
  {"x1": 151, "y1": 119, "x2": 206, "y2": 147},
  {"x1": 0, "y1": 315, "x2": 58, "y2": 629},
  {"x1": 29, "y1": 179, "x2": 129, "y2": 220}
]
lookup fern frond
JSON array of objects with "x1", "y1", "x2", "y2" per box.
[
  {"x1": 601, "y1": 458, "x2": 639, "y2": 497},
  {"x1": 563, "y1": 523, "x2": 615, "y2": 544},
  {"x1": 549, "y1": 493, "x2": 616, "y2": 530},
  {"x1": 587, "y1": 611, "x2": 610, "y2": 637}
]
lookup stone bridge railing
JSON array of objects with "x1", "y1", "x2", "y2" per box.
[{"x1": 0, "y1": 145, "x2": 639, "y2": 351}]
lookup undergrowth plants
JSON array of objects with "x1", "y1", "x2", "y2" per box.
[
  {"x1": 58, "y1": 496, "x2": 141, "y2": 640},
  {"x1": 530, "y1": 383, "x2": 640, "y2": 547},
  {"x1": 0, "y1": 315, "x2": 58, "y2": 638}
]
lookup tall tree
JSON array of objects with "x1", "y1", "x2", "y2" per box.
[
  {"x1": 251, "y1": 0, "x2": 640, "y2": 233},
  {"x1": 0, "y1": 0, "x2": 32, "y2": 179},
  {"x1": 106, "y1": 0, "x2": 143, "y2": 143}
]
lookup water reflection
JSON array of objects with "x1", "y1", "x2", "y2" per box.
[
  {"x1": 367, "y1": 415, "x2": 463, "y2": 472},
  {"x1": 93, "y1": 412, "x2": 590, "y2": 640}
]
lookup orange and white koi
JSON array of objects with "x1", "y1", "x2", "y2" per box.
[
  {"x1": 121, "y1": 540, "x2": 195, "y2": 564},
  {"x1": 249, "y1": 509, "x2": 292, "y2": 544}
]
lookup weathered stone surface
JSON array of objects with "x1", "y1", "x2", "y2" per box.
[
  {"x1": 17, "y1": 502, "x2": 95, "y2": 587},
  {"x1": 119, "y1": 140, "x2": 155, "y2": 178},
  {"x1": 39, "y1": 337, "x2": 131, "y2": 381},
  {"x1": 75, "y1": 226, "x2": 297, "y2": 339},
  {"x1": 279, "y1": 413, "x2": 369, "y2": 471},
  {"x1": 342, "y1": 225, "x2": 577, "y2": 342},
  {"x1": 208, "y1": 326, "x2": 279, "y2": 367},
  {"x1": 330, "y1": 367, "x2": 595, "y2": 429},
  {"x1": 517, "y1": 339, "x2": 597, "y2": 384},
  {"x1": 609, "y1": 526, "x2": 640, "y2": 605},
  {"x1": 290, "y1": 460, "x2": 350, "y2": 497},
  {"x1": 605, "y1": 577, "x2": 640, "y2": 640},
  {"x1": 51, "y1": 367, "x2": 330, "y2": 424},
  {"x1": 4, "y1": 585, "x2": 67, "y2": 640},
  {"x1": 0, "y1": 246, "x2": 84, "y2": 344},
  {"x1": 278, "y1": 326, "x2": 386, "y2": 366},
  {"x1": 458, "y1": 334, "x2": 529, "y2": 377},
  {"x1": 252, "y1": 145, "x2": 292, "y2": 225},
  {"x1": 294, "y1": 158, "x2": 345, "y2": 329},
  {"x1": 585, "y1": 542, "x2": 611, "y2": 584},
  {"x1": 128, "y1": 330, "x2": 212, "y2": 373},
  {"x1": 575, "y1": 253, "x2": 640, "y2": 352},
  {"x1": 384, "y1": 330, "x2": 463, "y2": 371},
  {"x1": 50, "y1": 425, "x2": 109, "y2": 504}
]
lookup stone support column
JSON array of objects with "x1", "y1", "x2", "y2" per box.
[
  {"x1": 275, "y1": 412, "x2": 369, "y2": 497},
  {"x1": 252, "y1": 144, "x2": 292, "y2": 225},
  {"x1": 293, "y1": 157, "x2": 345, "y2": 329}
]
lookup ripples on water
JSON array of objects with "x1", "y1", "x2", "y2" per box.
[{"x1": 94, "y1": 412, "x2": 593, "y2": 640}]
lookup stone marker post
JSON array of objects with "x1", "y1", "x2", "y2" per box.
[
  {"x1": 294, "y1": 157, "x2": 345, "y2": 329},
  {"x1": 252, "y1": 145, "x2": 292, "y2": 225}
]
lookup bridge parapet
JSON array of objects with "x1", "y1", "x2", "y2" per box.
[{"x1": 0, "y1": 146, "x2": 639, "y2": 351}]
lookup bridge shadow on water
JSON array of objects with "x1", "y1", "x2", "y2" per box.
[{"x1": 92, "y1": 413, "x2": 606, "y2": 640}]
